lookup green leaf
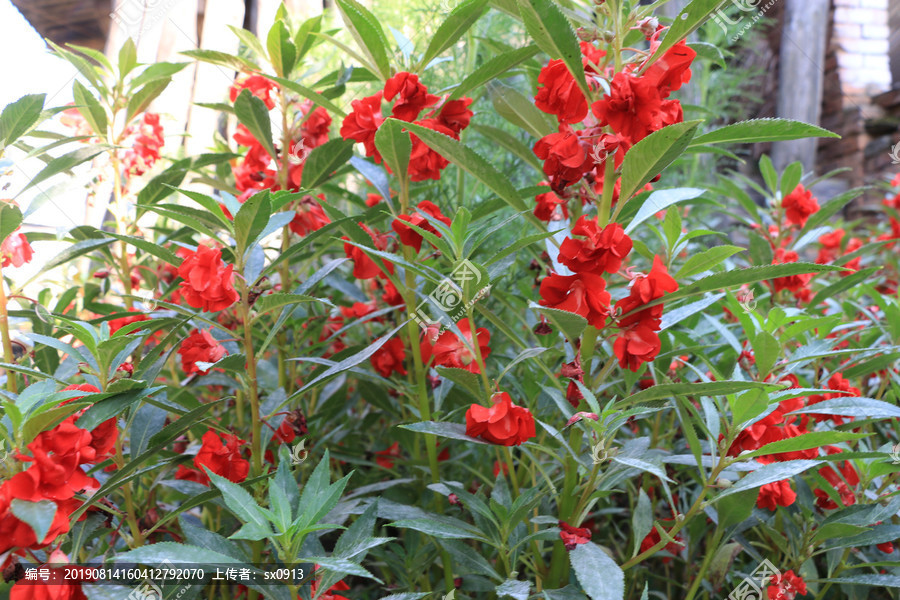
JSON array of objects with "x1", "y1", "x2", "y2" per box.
[
  {"x1": 267, "y1": 19, "x2": 297, "y2": 77},
  {"x1": 400, "y1": 121, "x2": 529, "y2": 213},
  {"x1": 0, "y1": 204, "x2": 23, "y2": 245},
  {"x1": 375, "y1": 118, "x2": 411, "y2": 183},
  {"x1": 92, "y1": 229, "x2": 179, "y2": 264},
  {"x1": 301, "y1": 138, "x2": 355, "y2": 189},
  {"x1": 128, "y1": 62, "x2": 189, "y2": 89},
  {"x1": 751, "y1": 330, "x2": 779, "y2": 378},
  {"x1": 515, "y1": 0, "x2": 591, "y2": 98},
  {"x1": 36, "y1": 238, "x2": 115, "y2": 275},
  {"x1": 234, "y1": 190, "x2": 272, "y2": 257},
  {"x1": 618, "y1": 120, "x2": 702, "y2": 202},
  {"x1": 421, "y1": 0, "x2": 488, "y2": 67},
  {"x1": 630, "y1": 263, "x2": 845, "y2": 312},
  {"x1": 472, "y1": 124, "x2": 543, "y2": 172},
  {"x1": 676, "y1": 245, "x2": 743, "y2": 279},
  {"x1": 126, "y1": 78, "x2": 172, "y2": 123},
  {"x1": 114, "y1": 541, "x2": 243, "y2": 564},
  {"x1": 715, "y1": 489, "x2": 757, "y2": 529},
  {"x1": 252, "y1": 293, "x2": 330, "y2": 321},
  {"x1": 489, "y1": 81, "x2": 554, "y2": 139},
  {"x1": 18, "y1": 146, "x2": 107, "y2": 195},
  {"x1": 690, "y1": 118, "x2": 840, "y2": 146},
  {"x1": 10, "y1": 499, "x2": 57, "y2": 544},
  {"x1": 267, "y1": 75, "x2": 348, "y2": 118},
  {"x1": 72, "y1": 80, "x2": 107, "y2": 136},
  {"x1": 234, "y1": 88, "x2": 277, "y2": 160},
  {"x1": 205, "y1": 469, "x2": 273, "y2": 536},
  {"x1": 398, "y1": 421, "x2": 490, "y2": 444},
  {"x1": 117, "y1": 38, "x2": 138, "y2": 78},
  {"x1": 642, "y1": 0, "x2": 730, "y2": 70},
  {"x1": 623, "y1": 381, "x2": 779, "y2": 407},
  {"x1": 741, "y1": 431, "x2": 870, "y2": 461},
  {"x1": 181, "y1": 48, "x2": 258, "y2": 71},
  {"x1": 335, "y1": 0, "x2": 392, "y2": 80},
  {"x1": 819, "y1": 575, "x2": 900, "y2": 588},
  {"x1": 435, "y1": 366, "x2": 483, "y2": 397},
  {"x1": 0, "y1": 94, "x2": 45, "y2": 149},
  {"x1": 623, "y1": 188, "x2": 705, "y2": 234},
  {"x1": 715, "y1": 460, "x2": 821, "y2": 501},
  {"x1": 303, "y1": 556, "x2": 381, "y2": 582},
  {"x1": 788, "y1": 396, "x2": 900, "y2": 420},
  {"x1": 388, "y1": 517, "x2": 487, "y2": 541},
  {"x1": 496, "y1": 580, "x2": 531, "y2": 600},
  {"x1": 570, "y1": 542, "x2": 625, "y2": 600},
  {"x1": 531, "y1": 303, "x2": 588, "y2": 341},
  {"x1": 631, "y1": 489, "x2": 652, "y2": 557},
  {"x1": 449, "y1": 45, "x2": 540, "y2": 100}
]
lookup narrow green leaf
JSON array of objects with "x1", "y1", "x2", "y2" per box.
[
  {"x1": 690, "y1": 118, "x2": 840, "y2": 147},
  {"x1": 618, "y1": 120, "x2": 702, "y2": 202},
  {"x1": 516, "y1": 0, "x2": 591, "y2": 98},
  {"x1": 234, "y1": 88, "x2": 277, "y2": 160}
]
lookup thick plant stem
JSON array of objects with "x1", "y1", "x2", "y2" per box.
[
  {"x1": 110, "y1": 154, "x2": 134, "y2": 310},
  {"x1": 597, "y1": 157, "x2": 616, "y2": 228},
  {"x1": 0, "y1": 263, "x2": 17, "y2": 394}
]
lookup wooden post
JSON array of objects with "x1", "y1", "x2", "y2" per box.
[{"x1": 771, "y1": 0, "x2": 830, "y2": 171}]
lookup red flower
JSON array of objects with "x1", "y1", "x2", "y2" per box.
[
  {"x1": 374, "y1": 442, "x2": 401, "y2": 469},
  {"x1": 559, "y1": 218, "x2": 632, "y2": 275},
  {"x1": 371, "y1": 337, "x2": 407, "y2": 378},
  {"x1": 229, "y1": 73, "x2": 278, "y2": 109},
  {"x1": 534, "y1": 126, "x2": 595, "y2": 191},
  {"x1": 641, "y1": 40, "x2": 696, "y2": 97},
  {"x1": 771, "y1": 249, "x2": 812, "y2": 294},
  {"x1": 108, "y1": 310, "x2": 149, "y2": 335},
  {"x1": 193, "y1": 430, "x2": 250, "y2": 484},
  {"x1": 290, "y1": 194, "x2": 331, "y2": 237},
  {"x1": 613, "y1": 324, "x2": 663, "y2": 372},
  {"x1": 384, "y1": 72, "x2": 439, "y2": 121},
  {"x1": 465, "y1": 391, "x2": 536, "y2": 446},
  {"x1": 299, "y1": 100, "x2": 332, "y2": 148},
  {"x1": 1, "y1": 232, "x2": 33, "y2": 268},
  {"x1": 121, "y1": 112, "x2": 165, "y2": 175},
  {"x1": 0, "y1": 469, "x2": 78, "y2": 553},
  {"x1": 783, "y1": 184, "x2": 820, "y2": 227},
  {"x1": 807, "y1": 373, "x2": 860, "y2": 425},
  {"x1": 535, "y1": 59, "x2": 590, "y2": 124},
  {"x1": 408, "y1": 119, "x2": 455, "y2": 181},
  {"x1": 343, "y1": 224, "x2": 393, "y2": 279},
  {"x1": 177, "y1": 244, "x2": 240, "y2": 312},
  {"x1": 340, "y1": 92, "x2": 384, "y2": 160},
  {"x1": 436, "y1": 97, "x2": 474, "y2": 134},
  {"x1": 539, "y1": 271, "x2": 611, "y2": 329},
  {"x1": 558, "y1": 520, "x2": 591, "y2": 550},
  {"x1": 591, "y1": 72, "x2": 683, "y2": 145},
  {"x1": 615, "y1": 255, "x2": 678, "y2": 330},
  {"x1": 534, "y1": 184, "x2": 569, "y2": 222},
  {"x1": 757, "y1": 479, "x2": 796, "y2": 510},
  {"x1": 814, "y1": 458, "x2": 859, "y2": 510},
  {"x1": 179, "y1": 329, "x2": 227, "y2": 375},
  {"x1": 421, "y1": 320, "x2": 491, "y2": 374},
  {"x1": 392, "y1": 200, "x2": 452, "y2": 252},
  {"x1": 767, "y1": 570, "x2": 808, "y2": 600},
  {"x1": 639, "y1": 526, "x2": 683, "y2": 563}
]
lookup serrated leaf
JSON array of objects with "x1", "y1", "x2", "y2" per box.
[
  {"x1": 335, "y1": 0, "x2": 392, "y2": 80},
  {"x1": 449, "y1": 45, "x2": 540, "y2": 100},
  {"x1": 531, "y1": 303, "x2": 588, "y2": 341},
  {"x1": 267, "y1": 19, "x2": 297, "y2": 77},
  {"x1": 623, "y1": 187, "x2": 705, "y2": 234},
  {"x1": 715, "y1": 460, "x2": 821, "y2": 500},
  {"x1": 375, "y1": 118, "x2": 411, "y2": 183},
  {"x1": 399, "y1": 421, "x2": 490, "y2": 444},
  {"x1": 516, "y1": 0, "x2": 591, "y2": 98},
  {"x1": 570, "y1": 542, "x2": 625, "y2": 600},
  {"x1": 690, "y1": 118, "x2": 840, "y2": 146},
  {"x1": 18, "y1": 146, "x2": 107, "y2": 195},
  {"x1": 72, "y1": 80, "x2": 107, "y2": 136},
  {"x1": 126, "y1": 78, "x2": 171, "y2": 123},
  {"x1": 301, "y1": 138, "x2": 355, "y2": 189},
  {"x1": 10, "y1": 499, "x2": 57, "y2": 544},
  {"x1": 421, "y1": 0, "x2": 488, "y2": 67},
  {"x1": 0, "y1": 94, "x2": 45, "y2": 149},
  {"x1": 624, "y1": 381, "x2": 778, "y2": 407},
  {"x1": 676, "y1": 245, "x2": 743, "y2": 279},
  {"x1": 618, "y1": 120, "x2": 702, "y2": 202},
  {"x1": 234, "y1": 88, "x2": 276, "y2": 160}
]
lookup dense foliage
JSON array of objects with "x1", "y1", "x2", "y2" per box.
[{"x1": 0, "y1": 1, "x2": 899, "y2": 599}]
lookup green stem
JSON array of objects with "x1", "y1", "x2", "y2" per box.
[{"x1": 0, "y1": 263, "x2": 17, "y2": 394}]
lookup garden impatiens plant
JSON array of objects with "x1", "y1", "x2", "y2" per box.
[{"x1": 0, "y1": 0, "x2": 899, "y2": 599}]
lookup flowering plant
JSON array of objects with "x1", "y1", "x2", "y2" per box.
[{"x1": 0, "y1": 1, "x2": 898, "y2": 599}]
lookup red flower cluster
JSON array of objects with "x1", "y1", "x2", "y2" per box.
[
  {"x1": 559, "y1": 217, "x2": 632, "y2": 275},
  {"x1": 782, "y1": 184, "x2": 819, "y2": 227},
  {"x1": 613, "y1": 256, "x2": 678, "y2": 371},
  {"x1": 558, "y1": 520, "x2": 591, "y2": 550},
  {"x1": 465, "y1": 391, "x2": 536, "y2": 446},
  {"x1": 176, "y1": 244, "x2": 240, "y2": 312},
  {"x1": 121, "y1": 113, "x2": 164, "y2": 176},
  {"x1": 531, "y1": 38, "x2": 694, "y2": 199},
  {"x1": 392, "y1": 200, "x2": 451, "y2": 252},
  {"x1": 343, "y1": 223, "x2": 394, "y2": 280},
  {"x1": 767, "y1": 570, "x2": 808, "y2": 600},
  {"x1": 179, "y1": 329, "x2": 227, "y2": 375},
  {"x1": 175, "y1": 429, "x2": 249, "y2": 485},
  {"x1": 340, "y1": 72, "x2": 474, "y2": 181},
  {"x1": 1, "y1": 231, "x2": 33, "y2": 269},
  {"x1": 421, "y1": 320, "x2": 491, "y2": 374},
  {"x1": 289, "y1": 194, "x2": 331, "y2": 237},
  {"x1": 229, "y1": 73, "x2": 278, "y2": 109},
  {"x1": 1, "y1": 385, "x2": 110, "y2": 565},
  {"x1": 370, "y1": 337, "x2": 408, "y2": 378}
]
